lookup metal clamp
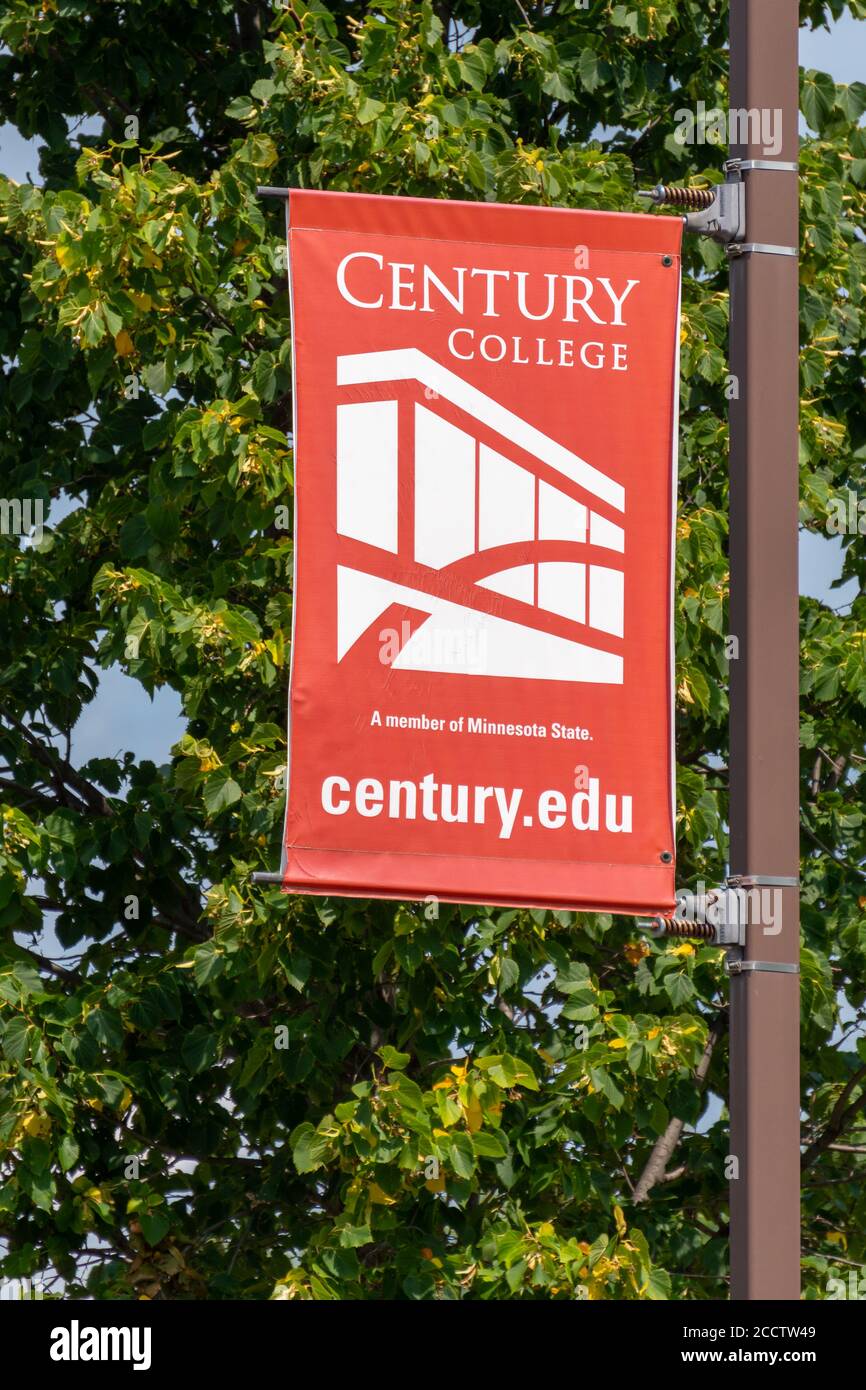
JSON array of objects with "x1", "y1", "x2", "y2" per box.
[
  {"x1": 725, "y1": 158, "x2": 799, "y2": 174},
  {"x1": 727, "y1": 242, "x2": 798, "y2": 258},
  {"x1": 725, "y1": 957, "x2": 800, "y2": 976},
  {"x1": 727, "y1": 874, "x2": 799, "y2": 888}
]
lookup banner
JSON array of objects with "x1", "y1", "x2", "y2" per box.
[{"x1": 282, "y1": 190, "x2": 682, "y2": 914}]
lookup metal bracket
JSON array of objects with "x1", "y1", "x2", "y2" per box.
[
  {"x1": 732, "y1": 159, "x2": 799, "y2": 174},
  {"x1": 638, "y1": 165, "x2": 743, "y2": 244},
  {"x1": 727, "y1": 874, "x2": 799, "y2": 889},
  {"x1": 725, "y1": 957, "x2": 800, "y2": 977},
  {"x1": 727, "y1": 242, "x2": 798, "y2": 258},
  {"x1": 685, "y1": 167, "x2": 744, "y2": 242},
  {"x1": 670, "y1": 887, "x2": 747, "y2": 944},
  {"x1": 662, "y1": 874, "x2": 799, "y2": 947},
  {"x1": 639, "y1": 157, "x2": 799, "y2": 247}
]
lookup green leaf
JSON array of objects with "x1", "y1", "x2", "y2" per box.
[
  {"x1": 202, "y1": 766, "x2": 243, "y2": 815},
  {"x1": 801, "y1": 69, "x2": 837, "y2": 132},
  {"x1": 589, "y1": 1067, "x2": 625, "y2": 1110},
  {"x1": 85, "y1": 1008, "x2": 124, "y2": 1051},
  {"x1": 181, "y1": 1026, "x2": 218, "y2": 1074},
  {"x1": 448, "y1": 1133, "x2": 476, "y2": 1179},
  {"x1": 338, "y1": 1223, "x2": 372, "y2": 1248},
  {"x1": 58, "y1": 1134, "x2": 80, "y2": 1172},
  {"x1": 1, "y1": 1017, "x2": 31, "y2": 1062},
  {"x1": 378, "y1": 1045, "x2": 410, "y2": 1070},
  {"x1": 291, "y1": 1122, "x2": 330, "y2": 1174},
  {"x1": 139, "y1": 1208, "x2": 171, "y2": 1246},
  {"x1": 578, "y1": 47, "x2": 601, "y2": 93},
  {"x1": 471, "y1": 1129, "x2": 508, "y2": 1160},
  {"x1": 357, "y1": 96, "x2": 386, "y2": 125}
]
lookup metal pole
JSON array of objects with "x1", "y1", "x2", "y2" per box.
[{"x1": 728, "y1": 0, "x2": 801, "y2": 1300}]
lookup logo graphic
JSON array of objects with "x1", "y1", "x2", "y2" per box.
[{"x1": 335, "y1": 349, "x2": 625, "y2": 683}]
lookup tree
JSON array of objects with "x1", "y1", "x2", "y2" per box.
[{"x1": 0, "y1": 0, "x2": 864, "y2": 1301}]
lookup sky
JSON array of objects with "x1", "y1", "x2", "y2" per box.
[{"x1": 0, "y1": 11, "x2": 863, "y2": 775}]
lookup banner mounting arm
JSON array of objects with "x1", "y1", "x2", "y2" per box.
[{"x1": 638, "y1": 157, "x2": 798, "y2": 248}]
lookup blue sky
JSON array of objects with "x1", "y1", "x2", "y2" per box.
[{"x1": 0, "y1": 11, "x2": 863, "y2": 772}]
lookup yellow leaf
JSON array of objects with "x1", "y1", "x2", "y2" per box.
[
  {"x1": 114, "y1": 329, "x2": 135, "y2": 357},
  {"x1": 608, "y1": 1038, "x2": 627, "y2": 1050},
  {"x1": 464, "y1": 1097, "x2": 483, "y2": 1132},
  {"x1": 671, "y1": 942, "x2": 695, "y2": 957},
  {"x1": 425, "y1": 1174, "x2": 446, "y2": 1193},
  {"x1": 368, "y1": 1183, "x2": 395, "y2": 1206},
  {"x1": 21, "y1": 1111, "x2": 51, "y2": 1139},
  {"x1": 614, "y1": 1204, "x2": 627, "y2": 1238},
  {"x1": 129, "y1": 291, "x2": 152, "y2": 311}
]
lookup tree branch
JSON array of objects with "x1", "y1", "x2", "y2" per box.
[
  {"x1": 633, "y1": 1013, "x2": 726, "y2": 1203},
  {"x1": 801, "y1": 1063, "x2": 866, "y2": 1171}
]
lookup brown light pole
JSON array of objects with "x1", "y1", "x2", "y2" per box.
[{"x1": 728, "y1": 0, "x2": 801, "y2": 1300}]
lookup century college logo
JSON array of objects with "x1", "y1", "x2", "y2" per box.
[{"x1": 334, "y1": 348, "x2": 625, "y2": 684}]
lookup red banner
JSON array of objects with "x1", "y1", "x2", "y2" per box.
[{"x1": 282, "y1": 190, "x2": 682, "y2": 915}]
